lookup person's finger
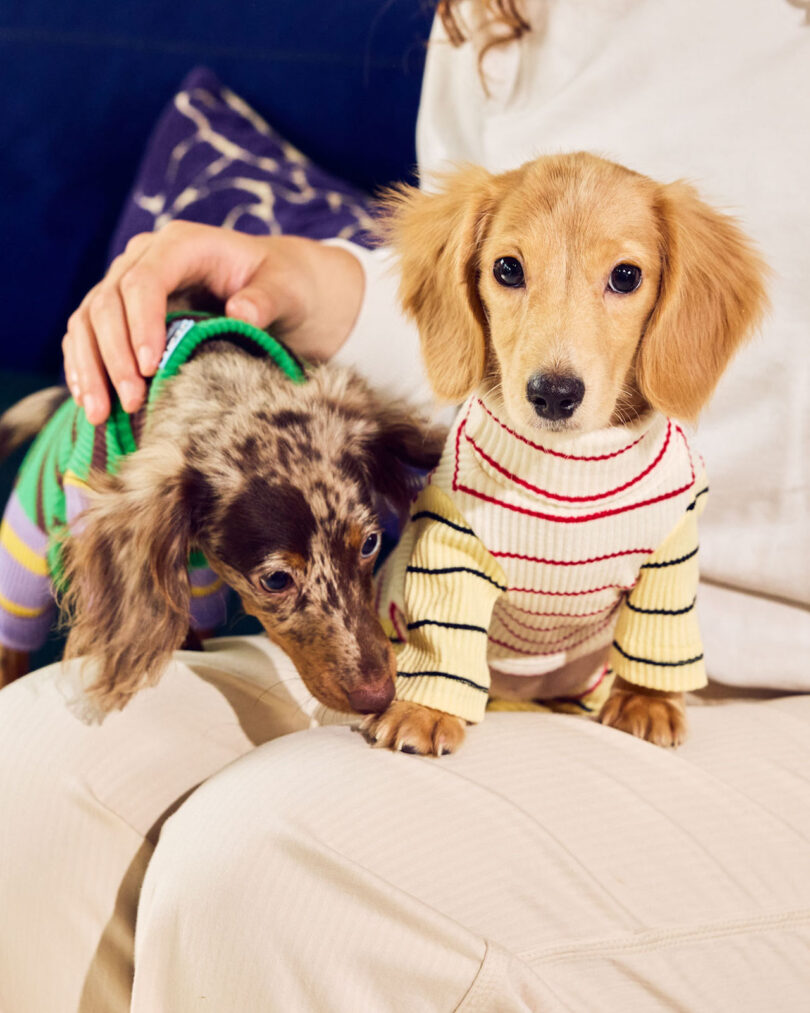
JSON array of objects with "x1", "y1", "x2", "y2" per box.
[
  {"x1": 225, "y1": 284, "x2": 287, "y2": 330},
  {"x1": 65, "y1": 305, "x2": 111, "y2": 424},
  {"x1": 119, "y1": 222, "x2": 256, "y2": 371},
  {"x1": 101, "y1": 232, "x2": 169, "y2": 378},
  {"x1": 61, "y1": 333, "x2": 82, "y2": 403},
  {"x1": 118, "y1": 256, "x2": 176, "y2": 377},
  {"x1": 88, "y1": 285, "x2": 147, "y2": 414},
  {"x1": 225, "y1": 254, "x2": 308, "y2": 335},
  {"x1": 60, "y1": 233, "x2": 151, "y2": 396}
]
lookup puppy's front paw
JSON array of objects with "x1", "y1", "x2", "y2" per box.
[
  {"x1": 598, "y1": 683, "x2": 687, "y2": 748},
  {"x1": 358, "y1": 701, "x2": 466, "y2": 757}
]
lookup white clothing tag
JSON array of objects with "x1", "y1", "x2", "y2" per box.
[{"x1": 159, "y1": 317, "x2": 197, "y2": 371}]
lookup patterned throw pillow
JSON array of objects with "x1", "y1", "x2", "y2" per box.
[{"x1": 110, "y1": 65, "x2": 376, "y2": 259}]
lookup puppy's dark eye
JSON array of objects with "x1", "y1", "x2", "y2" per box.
[
  {"x1": 493, "y1": 257, "x2": 525, "y2": 288},
  {"x1": 259, "y1": 571, "x2": 292, "y2": 593},
  {"x1": 360, "y1": 532, "x2": 381, "y2": 559},
  {"x1": 608, "y1": 263, "x2": 642, "y2": 294}
]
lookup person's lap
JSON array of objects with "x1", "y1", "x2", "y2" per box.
[
  {"x1": 133, "y1": 691, "x2": 810, "y2": 1011},
  {"x1": 0, "y1": 636, "x2": 315, "y2": 1013},
  {"x1": 2, "y1": 638, "x2": 810, "y2": 1012}
]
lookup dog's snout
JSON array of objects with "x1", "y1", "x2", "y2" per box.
[
  {"x1": 526, "y1": 373, "x2": 585, "y2": 421},
  {"x1": 348, "y1": 679, "x2": 395, "y2": 715}
]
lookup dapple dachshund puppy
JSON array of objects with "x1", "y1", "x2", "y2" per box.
[
  {"x1": 0, "y1": 311, "x2": 444, "y2": 715},
  {"x1": 364, "y1": 152, "x2": 767, "y2": 756}
]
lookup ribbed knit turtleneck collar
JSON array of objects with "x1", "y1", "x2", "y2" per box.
[{"x1": 460, "y1": 392, "x2": 672, "y2": 507}]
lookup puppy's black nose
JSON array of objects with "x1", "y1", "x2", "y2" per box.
[
  {"x1": 526, "y1": 373, "x2": 585, "y2": 421},
  {"x1": 348, "y1": 679, "x2": 395, "y2": 714}
]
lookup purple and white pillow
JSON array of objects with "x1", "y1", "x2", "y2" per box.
[{"x1": 110, "y1": 66, "x2": 376, "y2": 259}]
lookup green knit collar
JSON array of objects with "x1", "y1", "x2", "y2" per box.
[
  {"x1": 105, "y1": 312, "x2": 307, "y2": 457},
  {"x1": 151, "y1": 311, "x2": 307, "y2": 405}
]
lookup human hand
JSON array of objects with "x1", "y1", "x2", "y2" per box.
[{"x1": 63, "y1": 222, "x2": 365, "y2": 424}]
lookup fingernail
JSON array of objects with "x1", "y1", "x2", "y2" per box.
[
  {"x1": 120, "y1": 381, "x2": 141, "y2": 412},
  {"x1": 137, "y1": 346, "x2": 156, "y2": 374},
  {"x1": 83, "y1": 395, "x2": 98, "y2": 422},
  {"x1": 228, "y1": 299, "x2": 257, "y2": 325}
]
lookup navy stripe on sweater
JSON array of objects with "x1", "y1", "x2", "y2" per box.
[
  {"x1": 410, "y1": 510, "x2": 475, "y2": 535},
  {"x1": 407, "y1": 619, "x2": 489, "y2": 634},
  {"x1": 640, "y1": 546, "x2": 698, "y2": 569},
  {"x1": 686, "y1": 487, "x2": 709, "y2": 511},
  {"x1": 397, "y1": 670, "x2": 489, "y2": 694},
  {"x1": 406, "y1": 565, "x2": 507, "y2": 592},
  {"x1": 613, "y1": 641, "x2": 703, "y2": 667},
  {"x1": 625, "y1": 597, "x2": 697, "y2": 617}
]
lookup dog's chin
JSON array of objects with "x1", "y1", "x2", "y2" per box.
[
  {"x1": 509, "y1": 397, "x2": 621, "y2": 437},
  {"x1": 531, "y1": 416, "x2": 580, "y2": 434},
  {"x1": 514, "y1": 407, "x2": 621, "y2": 437},
  {"x1": 509, "y1": 404, "x2": 584, "y2": 436},
  {"x1": 498, "y1": 390, "x2": 612, "y2": 437}
]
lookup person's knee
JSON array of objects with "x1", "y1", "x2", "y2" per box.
[
  {"x1": 141, "y1": 727, "x2": 358, "y2": 872},
  {"x1": 133, "y1": 726, "x2": 492, "y2": 1013},
  {"x1": 0, "y1": 664, "x2": 77, "y2": 782},
  {"x1": 136, "y1": 727, "x2": 365, "y2": 927},
  {"x1": 132, "y1": 730, "x2": 358, "y2": 1004}
]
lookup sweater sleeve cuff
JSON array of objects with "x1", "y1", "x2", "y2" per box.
[
  {"x1": 322, "y1": 239, "x2": 439, "y2": 413},
  {"x1": 608, "y1": 645, "x2": 708, "y2": 693},
  {"x1": 394, "y1": 670, "x2": 489, "y2": 724}
]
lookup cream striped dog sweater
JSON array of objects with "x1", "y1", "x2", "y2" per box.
[{"x1": 378, "y1": 394, "x2": 708, "y2": 724}]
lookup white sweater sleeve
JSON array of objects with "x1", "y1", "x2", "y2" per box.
[{"x1": 322, "y1": 239, "x2": 439, "y2": 414}]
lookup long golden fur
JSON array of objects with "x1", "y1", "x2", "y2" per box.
[
  {"x1": 371, "y1": 152, "x2": 767, "y2": 751},
  {"x1": 0, "y1": 344, "x2": 444, "y2": 714}
]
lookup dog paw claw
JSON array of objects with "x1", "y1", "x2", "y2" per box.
[
  {"x1": 598, "y1": 686, "x2": 687, "y2": 747},
  {"x1": 361, "y1": 700, "x2": 466, "y2": 757}
]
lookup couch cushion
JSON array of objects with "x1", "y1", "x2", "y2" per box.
[
  {"x1": 0, "y1": 1, "x2": 431, "y2": 373},
  {"x1": 110, "y1": 66, "x2": 377, "y2": 256}
]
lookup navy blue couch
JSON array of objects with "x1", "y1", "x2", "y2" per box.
[
  {"x1": 0, "y1": 2, "x2": 432, "y2": 662},
  {"x1": 0, "y1": 0, "x2": 432, "y2": 374}
]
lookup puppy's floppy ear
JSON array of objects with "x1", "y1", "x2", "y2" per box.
[
  {"x1": 61, "y1": 444, "x2": 199, "y2": 712},
  {"x1": 636, "y1": 181, "x2": 768, "y2": 421},
  {"x1": 379, "y1": 166, "x2": 500, "y2": 402},
  {"x1": 363, "y1": 402, "x2": 447, "y2": 522}
]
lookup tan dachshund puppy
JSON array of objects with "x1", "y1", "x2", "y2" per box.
[{"x1": 363, "y1": 152, "x2": 767, "y2": 755}]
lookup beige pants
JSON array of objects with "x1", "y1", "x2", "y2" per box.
[{"x1": 1, "y1": 636, "x2": 810, "y2": 1013}]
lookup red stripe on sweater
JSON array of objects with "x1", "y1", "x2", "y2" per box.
[
  {"x1": 453, "y1": 413, "x2": 695, "y2": 522},
  {"x1": 476, "y1": 399, "x2": 648, "y2": 461},
  {"x1": 488, "y1": 634, "x2": 549, "y2": 656},
  {"x1": 452, "y1": 401, "x2": 472, "y2": 491},
  {"x1": 493, "y1": 608, "x2": 579, "y2": 634},
  {"x1": 508, "y1": 600, "x2": 619, "y2": 618},
  {"x1": 494, "y1": 607, "x2": 618, "y2": 652},
  {"x1": 496, "y1": 597, "x2": 621, "y2": 634},
  {"x1": 507, "y1": 582, "x2": 633, "y2": 595},
  {"x1": 509, "y1": 600, "x2": 620, "y2": 618},
  {"x1": 491, "y1": 547, "x2": 653, "y2": 565},
  {"x1": 454, "y1": 474, "x2": 695, "y2": 524},
  {"x1": 463, "y1": 418, "x2": 672, "y2": 502},
  {"x1": 489, "y1": 619, "x2": 613, "y2": 658},
  {"x1": 389, "y1": 602, "x2": 407, "y2": 643}
]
